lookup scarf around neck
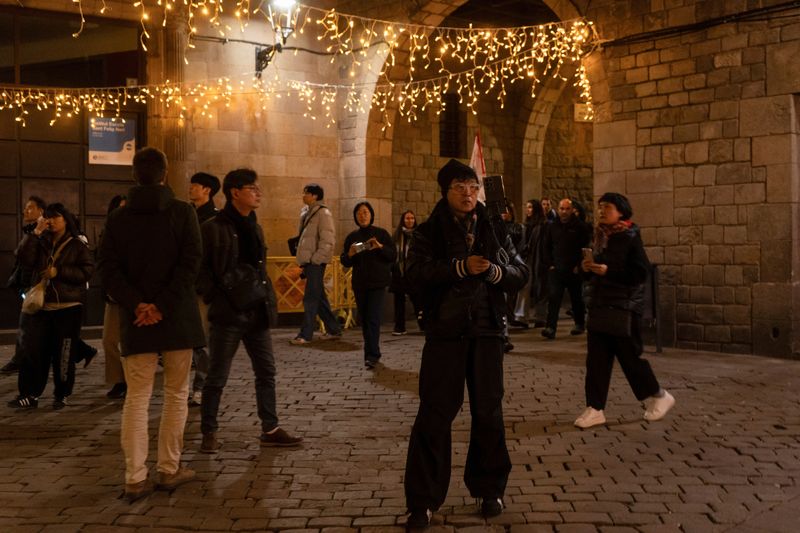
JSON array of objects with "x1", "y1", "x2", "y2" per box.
[{"x1": 593, "y1": 220, "x2": 633, "y2": 253}]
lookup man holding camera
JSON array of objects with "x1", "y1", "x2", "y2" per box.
[{"x1": 403, "y1": 159, "x2": 529, "y2": 528}]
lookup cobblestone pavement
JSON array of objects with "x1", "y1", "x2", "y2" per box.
[{"x1": 1, "y1": 323, "x2": 799, "y2": 532}]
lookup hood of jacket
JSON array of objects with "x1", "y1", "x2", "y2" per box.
[{"x1": 127, "y1": 184, "x2": 175, "y2": 214}]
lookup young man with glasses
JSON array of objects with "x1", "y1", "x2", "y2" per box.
[
  {"x1": 403, "y1": 159, "x2": 529, "y2": 528},
  {"x1": 196, "y1": 169, "x2": 302, "y2": 453}
]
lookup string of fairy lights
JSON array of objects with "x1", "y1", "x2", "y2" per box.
[{"x1": 0, "y1": 1, "x2": 599, "y2": 127}]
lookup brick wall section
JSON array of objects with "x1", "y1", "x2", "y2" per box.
[
  {"x1": 542, "y1": 81, "x2": 594, "y2": 211},
  {"x1": 587, "y1": 0, "x2": 800, "y2": 357}
]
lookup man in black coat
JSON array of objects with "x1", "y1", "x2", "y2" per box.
[
  {"x1": 98, "y1": 147, "x2": 205, "y2": 502},
  {"x1": 196, "y1": 169, "x2": 302, "y2": 454},
  {"x1": 403, "y1": 159, "x2": 529, "y2": 528},
  {"x1": 187, "y1": 172, "x2": 220, "y2": 407},
  {"x1": 541, "y1": 198, "x2": 592, "y2": 339}
]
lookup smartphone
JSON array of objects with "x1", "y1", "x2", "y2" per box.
[{"x1": 582, "y1": 247, "x2": 593, "y2": 262}]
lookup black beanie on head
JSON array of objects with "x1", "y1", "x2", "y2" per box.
[
  {"x1": 437, "y1": 159, "x2": 478, "y2": 196},
  {"x1": 598, "y1": 192, "x2": 633, "y2": 221}
]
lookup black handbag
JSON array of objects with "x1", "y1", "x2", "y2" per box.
[
  {"x1": 287, "y1": 236, "x2": 300, "y2": 256},
  {"x1": 221, "y1": 264, "x2": 269, "y2": 312},
  {"x1": 587, "y1": 306, "x2": 633, "y2": 337}
]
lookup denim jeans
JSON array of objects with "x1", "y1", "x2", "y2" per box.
[
  {"x1": 355, "y1": 287, "x2": 385, "y2": 362},
  {"x1": 192, "y1": 298, "x2": 210, "y2": 392},
  {"x1": 298, "y1": 263, "x2": 341, "y2": 341},
  {"x1": 121, "y1": 350, "x2": 192, "y2": 484},
  {"x1": 202, "y1": 306, "x2": 278, "y2": 435}
]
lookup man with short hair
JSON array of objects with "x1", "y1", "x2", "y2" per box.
[
  {"x1": 290, "y1": 183, "x2": 342, "y2": 344},
  {"x1": 197, "y1": 169, "x2": 302, "y2": 453},
  {"x1": 403, "y1": 159, "x2": 529, "y2": 528},
  {"x1": 187, "y1": 172, "x2": 220, "y2": 407},
  {"x1": 98, "y1": 147, "x2": 205, "y2": 502},
  {"x1": 541, "y1": 198, "x2": 591, "y2": 339},
  {"x1": 2, "y1": 196, "x2": 47, "y2": 374}
]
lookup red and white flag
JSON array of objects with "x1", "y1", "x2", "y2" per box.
[{"x1": 468, "y1": 133, "x2": 486, "y2": 203}]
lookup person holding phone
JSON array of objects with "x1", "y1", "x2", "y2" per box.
[
  {"x1": 575, "y1": 192, "x2": 675, "y2": 429},
  {"x1": 340, "y1": 201, "x2": 396, "y2": 369}
]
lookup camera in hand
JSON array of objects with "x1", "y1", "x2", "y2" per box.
[
  {"x1": 482, "y1": 174, "x2": 506, "y2": 219},
  {"x1": 353, "y1": 241, "x2": 373, "y2": 254}
]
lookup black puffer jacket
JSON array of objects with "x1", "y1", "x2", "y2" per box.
[
  {"x1": 98, "y1": 184, "x2": 205, "y2": 356},
  {"x1": 583, "y1": 224, "x2": 650, "y2": 315},
  {"x1": 197, "y1": 207, "x2": 278, "y2": 327},
  {"x1": 18, "y1": 232, "x2": 94, "y2": 304},
  {"x1": 407, "y1": 199, "x2": 529, "y2": 339}
]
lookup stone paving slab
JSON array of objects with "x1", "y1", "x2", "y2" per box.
[{"x1": 0, "y1": 322, "x2": 799, "y2": 532}]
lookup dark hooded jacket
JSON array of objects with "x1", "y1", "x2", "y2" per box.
[
  {"x1": 407, "y1": 199, "x2": 529, "y2": 339},
  {"x1": 583, "y1": 223, "x2": 650, "y2": 315},
  {"x1": 340, "y1": 202, "x2": 396, "y2": 291},
  {"x1": 97, "y1": 184, "x2": 205, "y2": 356}
]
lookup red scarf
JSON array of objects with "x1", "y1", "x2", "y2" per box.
[{"x1": 593, "y1": 220, "x2": 633, "y2": 253}]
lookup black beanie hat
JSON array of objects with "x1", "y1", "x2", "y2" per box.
[
  {"x1": 598, "y1": 192, "x2": 633, "y2": 220},
  {"x1": 437, "y1": 159, "x2": 478, "y2": 196}
]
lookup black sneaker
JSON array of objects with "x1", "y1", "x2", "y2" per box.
[
  {"x1": 503, "y1": 341, "x2": 514, "y2": 353},
  {"x1": 365, "y1": 358, "x2": 379, "y2": 370},
  {"x1": 541, "y1": 327, "x2": 556, "y2": 339},
  {"x1": 406, "y1": 508, "x2": 431, "y2": 529},
  {"x1": 106, "y1": 383, "x2": 127, "y2": 399},
  {"x1": 8, "y1": 395, "x2": 38, "y2": 409},
  {"x1": 0, "y1": 360, "x2": 19, "y2": 374},
  {"x1": 53, "y1": 397, "x2": 67, "y2": 410},
  {"x1": 570, "y1": 324, "x2": 585, "y2": 335},
  {"x1": 480, "y1": 497, "x2": 504, "y2": 518}
]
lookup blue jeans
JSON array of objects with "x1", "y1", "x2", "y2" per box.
[
  {"x1": 298, "y1": 263, "x2": 341, "y2": 341},
  {"x1": 201, "y1": 306, "x2": 278, "y2": 434},
  {"x1": 355, "y1": 287, "x2": 385, "y2": 362}
]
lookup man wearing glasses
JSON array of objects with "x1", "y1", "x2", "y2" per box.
[
  {"x1": 290, "y1": 183, "x2": 343, "y2": 344},
  {"x1": 197, "y1": 169, "x2": 303, "y2": 453},
  {"x1": 403, "y1": 159, "x2": 529, "y2": 528}
]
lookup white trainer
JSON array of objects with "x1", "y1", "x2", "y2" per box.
[
  {"x1": 643, "y1": 390, "x2": 675, "y2": 421},
  {"x1": 574, "y1": 407, "x2": 606, "y2": 429}
]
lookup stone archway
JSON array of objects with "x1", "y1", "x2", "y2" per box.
[{"x1": 341, "y1": 0, "x2": 589, "y2": 227}]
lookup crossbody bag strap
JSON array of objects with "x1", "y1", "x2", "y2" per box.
[
  {"x1": 299, "y1": 205, "x2": 323, "y2": 238},
  {"x1": 50, "y1": 236, "x2": 74, "y2": 265}
]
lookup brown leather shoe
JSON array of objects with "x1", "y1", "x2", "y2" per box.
[
  {"x1": 156, "y1": 466, "x2": 196, "y2": 490},
  {"x1": 124, "y1": 478, "x2": 155, "y2": 503},
  {"x1": 259, "y1": 427, "x2": 303, "y2": 447},
  {"x1": 200, "y1": 432, "x2": 221, "y2": 454}
]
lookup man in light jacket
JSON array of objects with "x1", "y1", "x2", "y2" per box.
[{"x1": 291, "y1": 183, "x2": 343, "y2": 344}]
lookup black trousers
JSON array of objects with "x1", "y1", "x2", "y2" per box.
[
  {"x1": 585, "y1": 318, "x2": 660, "y2": 409},
  {"x1": 546, "y1": 270, "x2": 585, "y2": 330},
  {"x1": 393, "y1": 290, "x2": 420, "y2": 333},
  {"x1": 355, "y1": 287, "x2": 385, "y2": 362},
  {"x1": 18, "y1": 306, "x2": 82, "y2": 400},
  {"x1": 405, "y1": 336, "x2": 511, "y2": 511}
]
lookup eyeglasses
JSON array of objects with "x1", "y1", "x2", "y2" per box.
[
  {"x1": 449, "y1": 183, "x2": 481, "y2": 195},
  {"x1": 240, "y1": 185, "x2": 262, "y2": 194}
]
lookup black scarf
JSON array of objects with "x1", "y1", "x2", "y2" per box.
[{"x1": 223, "y1": 203, "x2": 262, "y2": 267}]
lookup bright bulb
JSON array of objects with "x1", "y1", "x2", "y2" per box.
[{"x1": 271, "y1": 0, "x2": 296, "y2": 10}]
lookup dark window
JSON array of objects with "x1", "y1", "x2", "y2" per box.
[
  {"x1": 0, "y1": 14, "x2": 13, "y2": 83},
  {"x1": 439, "y1": 93, "x2": 464, "y2": 158}
]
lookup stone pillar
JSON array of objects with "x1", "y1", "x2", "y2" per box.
[{"x1": 146, "y1": 9, "x2": 190, "y2": 193}]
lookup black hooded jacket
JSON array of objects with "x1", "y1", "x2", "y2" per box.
[
  {"x1": 406, "y1": 199, "x2": 529, "y2": 339},
  {"x1": 340, "y1": 202, "x2": 396, "y2": 291}
]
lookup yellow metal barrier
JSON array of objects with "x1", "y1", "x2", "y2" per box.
[{"x1": 267, "y1": 256, "x2": 356, "y2": 330}]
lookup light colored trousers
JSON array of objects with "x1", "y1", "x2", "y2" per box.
[
  {"x1": 120, "y1": 350, "x2": 192, "y2": 484},
  {"x1": 102, "y1": 303, "x2": 125, "y2": 385}
]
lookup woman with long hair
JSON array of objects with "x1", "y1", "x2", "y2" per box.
[
  {"x1": 8, "y1": 203, "x2": 94, "y2": 410},
  {"x1": 513, "y1": 199, "x2": 548, "y2": 327},
  {"x1": 389, "y1": 210, "x2": 421, "y2": 335},
  {"x1": 575, "y1": 192, "x2": 675, "y2": 428}
]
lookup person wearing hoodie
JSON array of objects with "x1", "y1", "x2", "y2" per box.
[
  {"x1": 340, "y1": 201, "x2": 396, "y2": 369},
  {"x1": 574, "y1": 192, "x2": 675, "y2": 429}
]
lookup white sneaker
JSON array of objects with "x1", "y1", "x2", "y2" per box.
[
  {"x1": 188, "y1": 390, "x2": 202, "y2": 406},
  {"x1": 574, "y1": 407, "x2": 606, "y2": 429},
  {"x1": 643, "y1": 390, "x2": 675, "y2": 421}
]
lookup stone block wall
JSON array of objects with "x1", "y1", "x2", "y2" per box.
[{"x1": 587, "y1": 0, "x2": 800, "y2": 357}]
